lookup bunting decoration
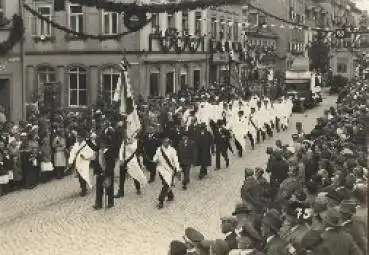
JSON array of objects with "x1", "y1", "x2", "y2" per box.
[{"x1": 0, "y1": 15, "x2": 24, "y2": 56}]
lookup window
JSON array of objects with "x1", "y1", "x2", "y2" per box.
[
  {"x1": 37, "y1": 66, "x2": 56, "y2": 88},
  {"x1": 101, "y1": 68, "x2": 120, "y2": 105},
  {"x1": 149, "y1": 73, "x2": 159, "y2": 96},
  {"x1": 152, "y1": 13, "x2": 159, "y2": 33},
  {"x1": 68, "y1": 67, "x2": 87, "y2": 107},
  {"x1": 220, "y1": 18, "x2": 225, "y2": 37},
  {"x1": 68, "y1": 4, "x2": 84, "y2": 33},
  {"x1": 34, "y1": 6, "x2": 52, "y2": 36},
  {"x1": 182, "y1": 11, "x2": 189, "y2": 32},
  {"x1": 167, "y1": 12, "x2": 175, "y2": 29},
  {"x1": 166, "y1": 72, "x2": 175, "y2": 95},
  {"x1": 102, "y1": 11, "x2": 118, "y2": 35},
  {"x1": 337, "y1": 63, "x2": 347, "y2": 73},
  {"x1": 180, "y1": 74, "x2": 187, "y2": 89},
  {"x1": 227, "y1": 20, "x2": 232, "y2": 39},
  {"x1": 233, "y1": 22, "x2": 238, "y2": 41},
  {"x1": 211, "y1": 17, "x2": 217, "y2": 38},
  {"x1": 195, "y1": 12, "x2": 202, "y2": 35},
  {"x1": 249, "y1": 12, "x2": 258, "y2": 26},
  {"x1": 193, "y1": 69, "x2": 200, "y2": 90}
]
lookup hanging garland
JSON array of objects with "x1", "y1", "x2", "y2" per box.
[
  {"x1": 0, "y1": 15, "x2": 24, "y2": 56},
  {"x1": 23, "y1": 4, "x2": 152, "y2": 40},
  {"x1": 69, "y1": 0, "x2": 242, "y2": 14}
]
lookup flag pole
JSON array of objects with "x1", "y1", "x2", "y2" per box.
[{"x1": 121, "y1": 59, "x2": 128, "y2": 173}]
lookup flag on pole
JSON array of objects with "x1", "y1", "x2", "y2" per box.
[{"x1": 113, "y1": 59, "x2": 141, "y2": 139}]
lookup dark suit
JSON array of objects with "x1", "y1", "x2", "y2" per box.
[
  {"x1": 194, "y1": 130, "x2": 213, "y2": 178},
  {"x1": 177, "y1": 139, "x2": 196, "y2": 188},
  {"x1": 103, "y1": 138, "x2": 120, "y2": 207},
  {"x1": 142, "y1": 132, "x2": 161, "y2": 181},
  {"x1": 213, "y1": 127, "x2": 230, "y2": 169},
  {"x1": 341, "y1": 218, "x2": 367, "y2": 254},
  {"x1": 263, "y1": 235, "x2": 288, "y2": 255},
  {"x1": 266, "y1": 157, "x2": 289, "y2": 199},
  {"x1": 321, "y1": 228, "x2": 363, "y2": 255},
  {"x1": 224, "y1": 231, "x2": 238, "y2": 250}
]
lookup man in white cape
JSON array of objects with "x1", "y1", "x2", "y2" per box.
[
  {"x1": 117, "y1": 137, "x2": 147, "y2": 196},
  {"x1": 68, "y1": 131, "x2": 95, "y2": 196},
  {"x1": 153, "y1": 136, "x2": 181, "y2": 209}
]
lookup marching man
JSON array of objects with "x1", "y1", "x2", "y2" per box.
[
  {"x1": 68, "y1": 130, "x2": 95, "y2": 197},
  {"x1": 153, "y1": 136, "x2": 181, "y2": 209}
]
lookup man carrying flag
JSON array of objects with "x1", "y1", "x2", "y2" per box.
[
  {"x1": 111, "y1": 57, "x2": 145, "y2": 199},
  {"x1": 152, "y1": 136, "x2": 181, "y2": 209}
]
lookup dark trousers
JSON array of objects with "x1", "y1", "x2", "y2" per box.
[
  {"x1": 234, "y1": 137, "x2": 243, "y2": 156},
  {"x1": 265, "y1": 124, "x2": 273, "y2": 137},
  {"x1": 146, "y1": 162, "x2": 156, "y2": 181},
  {"x1": 257, "y1": 130, "x2": 266, "y2": 142},
  {"x1": 247, "y1": 132, "x2": 255, "y2": 149},
  {"x1": 199, "y1": 165, "x2": 208, "y2": 177},
  {"x1": 117, "y1": 166, "x2": 141, "y2": 195},
  {"x1": 181, "y1": 164, "x2": 191, "y2": 187},
  {"x1": 105, "y1": 174, "x2": 114, "y2": 206},
  {"x1": 275, "y1": 118, "x2": 280, "y2": 133},
  {"x1": 95, "y1": 174, "x2": 104, "y2": 208},
  {"x1": 215, "y1": 145, "x2": 229, "y2": 169},
  {"x1": 55, "y1": 166, "x2": 64, "y2": 179},
  {"x1": 78, "y1": 173, "x2": 87, "y2": 193},
  {"x1": 158, "y1": 173, "x2": 174, "y2": 203}
]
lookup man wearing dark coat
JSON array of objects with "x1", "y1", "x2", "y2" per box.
[
  {"x1": 101, "y1": 127, "x2": 120, "y2": 208},
  {"x1": 194, "y1": 123, "x2": 213, "y2": 180},
  {"x1": 177, "y1": 132, "x2": 196, "y2": 190},
  {"x1": 266, "y1": 150, "x2": 289, "y2": 199},
  {"x1": 211, "y1": 120, "x2": 230, "y2": 170},
  {"x1": 142, "y1": 127, "x2": 161, "y2": 183}
]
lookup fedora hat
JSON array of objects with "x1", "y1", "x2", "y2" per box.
[
  {"x1": 320, "y1": 207, "x2": 341, "y2": 227},
  {"x1": 184, "y1": 227, "x2": 204, "y2": 244},
  {"x1": 169, "y1": 240, "x2": 187, "y2": 255},
  {"x1": 232, "y1": 202, "x2": 251, "y2": 216}
]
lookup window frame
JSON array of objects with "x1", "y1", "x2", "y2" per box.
[
  {"x1": 182, "y1": 10, "x2": 189, "y2": 33},
  {"x1": 36, "y1": 66, "x2": 56, "y2": 88},
  {"x1": 233, "y1": 22, "x2": 238, "y2": 41},
  {"x1": 100, "y1": 67, "x2": 120, "y2": 105},
  {"x1": 102, "y1": 10, "x2": 119, "y2": 35},
  {"x1": 211, "y1": 17, "x2": 217, "y2": 39},
  {"x1": 167, "y1": 12, "x2": 175, "y2": 29},
  {"x1": 68, "y1": 3, "x2": 84, "y2": 33},
  {"x1": 151, "y1": 13, "x2": 159, "y2": 33},
  {"x1": 195, "y1": 11, "x2": 202, "y2": 35},
  {"x1": 67, "y1": 67, "x2": 88, "y2": 107},
  {"x1": 33, "y1": 5, "x2": 52, "y2": 36}
]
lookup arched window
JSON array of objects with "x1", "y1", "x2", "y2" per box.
[
  {"x1": 37, "y1": 66, "x2": 56, "y2": 87},
  {"x1": 101, "y1": 67, "x2": 120, "y2": 105},
  {"x1": 68, "y1": 66, "x2": 87, "y2": 107}
]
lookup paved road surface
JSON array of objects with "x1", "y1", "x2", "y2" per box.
[{"x1": 0, "y1": 95, "x2": 349, "y2": 255}]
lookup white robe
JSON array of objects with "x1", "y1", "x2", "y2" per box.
[
  {"x1": 153, "y1": 146, "x2": 180, "y2": 186},
  {"x1": 232, "y1": 117, "x2": 247, "y2": 151},
  {"x1": 118, "y1": 139, "x2": 147, "y2": 186},
  {"x1": 68, "y1": 141, "x2": 95, "y2": 189}
]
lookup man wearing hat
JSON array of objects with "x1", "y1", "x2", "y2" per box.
[
  {"x1": 220, "y1": 216, "x2": 238, "y2": 250},
  {"x1": 339, "y1": 200, "x2": 367, "y2": 254},
  {"x1": 141, "y1": 126, "x2": 161, "y2": 183},
  {"x1": 320, "y1": 207, "x2": 363, "y2": 255},
  {"x1": 183, "y1": 227, "x2": 205, "y2": 255},
  {"x1": 261, "y1": 211, "x2": 288, "y2": 255},
  {"x1": 194, "y1": 123, "x2": 213, "y2": 180},
  {"x1": 266, "y1": 150, "x2": 289, "y2": 199},
  {"x1": 169, "y1": 240, "x2": 187, "y2": 255},
  {"x1": 177, "y1": 131, "x2": 196, "y2": 190}
]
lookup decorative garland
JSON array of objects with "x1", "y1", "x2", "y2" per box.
[
  {"x1": 0, "y1": 15, "x2": 24, "y2": 55},
  {"x1": 69, "y1": 0, "x2": 242, "y2": 14},
  {"x1": 23, "y1": 3, "x2": 152, "y2": 40}
]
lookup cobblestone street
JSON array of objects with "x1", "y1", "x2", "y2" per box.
[{"x1": 0, "y1": 95, "x2": 353, "y2": 255}]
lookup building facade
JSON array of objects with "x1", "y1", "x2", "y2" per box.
[{"x1": 0, "y1": 0, "x2": 23, "y2": 121}]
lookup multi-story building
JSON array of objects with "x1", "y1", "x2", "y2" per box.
[
  {"x1": 20, "y1": 0, "x2": 257, "y2": 113},
  {"x1": 0, "y1": 0, "x2": 23, "y2": 121}
]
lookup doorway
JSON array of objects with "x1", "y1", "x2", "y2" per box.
[
  {"x1": 0, "y1": 79, "x2": 10, "y2": 118},
  {"x1": 166, "y1": 72, "x2": 175, "y2": 95},
  {"x1": 193, "y1": 69, "x2": 200, "y2": 90}
]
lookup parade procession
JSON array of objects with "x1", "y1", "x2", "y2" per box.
[{"x1": 0, "y1": 0, "x2": 368, "y2": 254}]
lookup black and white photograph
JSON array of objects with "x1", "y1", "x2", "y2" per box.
[{"x1": 0, "y1": 0, "x2": 368, "y2": 254}]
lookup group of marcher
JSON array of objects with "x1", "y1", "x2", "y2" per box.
[{"x1": 167, "y1": 80, "x2": 368, "y2": 255}]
